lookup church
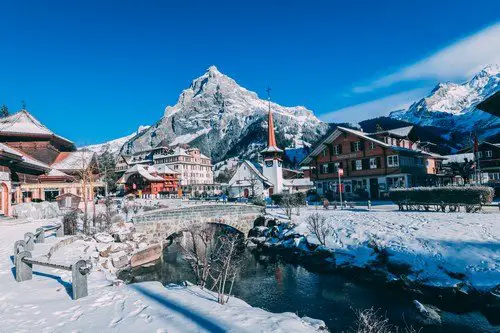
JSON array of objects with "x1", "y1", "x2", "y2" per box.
[{"x1": 227, "y1": 101, "x2": 313, "y2": 198}]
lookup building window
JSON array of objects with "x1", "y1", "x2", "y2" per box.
[
  {"x1": 477, "y1": 151, "x2": 483, "y2": 158},
  {"x1": 369, "y1": 158, "x2": 377, "y2": 169},
  {"x1": 387, "y1": 155, "x2": 399, "y2": 167},
  {"x1": 334, "y1": 144, "x2": 341, "y2": 155},
  {"x1": 322, "y1": 149, "x2": 327, "y2": 157},
  {"x1": 489, "y1": 172, "x2": 500, "y2": 180},
  {"x1": 369, "y1": 142, "x2": 375, "y2": 150},
  {"x1": 322, "y1": 164, "x2": 328, "y2": 174},
  {"x1": 355, "y1": 160, "x2": 362, "y2": 171},
  {"x1": 486, "y1": 150, "x2": 493, "y2": 158},
  {"x1": 354, "y1": 141, "x2": 362, "y2": 152}
]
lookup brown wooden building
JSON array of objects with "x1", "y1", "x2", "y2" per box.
[
  {"x1": 300, "y1": 126, "x2": 445, "y2": 199},
  {"x1": 0, "y1": 110, "x2": 102, "y2": 216}
]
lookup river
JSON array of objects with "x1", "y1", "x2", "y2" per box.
[{"x1": 123, "y1": 243, "x2": 497, "y2": 332}]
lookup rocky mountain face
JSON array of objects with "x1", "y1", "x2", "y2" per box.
[
  {"x1": 122, "y1": 66, "x2": 329, "y2": 162},
  {"x1": 390, "y1": 65, "x2": 500, "y2": 142}
]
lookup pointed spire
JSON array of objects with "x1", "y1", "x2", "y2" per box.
[
  {"x1": 261, "y1": 87, "x2": 283, "y2": 155},
  {"x1": 266, "y1": 87, "x2": 278, "y2": 148}
]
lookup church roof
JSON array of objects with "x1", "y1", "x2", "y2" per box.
[{"x1": 0, "y1": 110, "x2": 74, "y2": 147}]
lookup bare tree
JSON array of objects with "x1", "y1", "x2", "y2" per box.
[
  {"x1": 76, "y1": 152, "x2": 98, "y2": 235},
  {"x1": 247, "y1": 173, "x2": 259, "y2": 198},
  {"x1": 209, "y1": 231, "x2": 242, "y2": 304},
  {"x1": 175, "y1": 225, "x2": 243, "y2": 304},
  {"x1": 306, "y1": 212, "x2": 330, "y2": 246},
  {"x1": 176, "y1": 224, "x2": 217, "y2": 289}
]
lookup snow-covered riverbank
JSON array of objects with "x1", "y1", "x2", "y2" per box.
[
  {"x1": 256, "y1": 207, "x2": 500, "y2": 292},
  {"x1": 0, "y1": 218, "x2": 326, "y2": 332}
]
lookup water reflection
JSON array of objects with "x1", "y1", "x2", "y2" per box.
[{"x1": 124, "y1": 242, "x2": 497, "y2": 333}]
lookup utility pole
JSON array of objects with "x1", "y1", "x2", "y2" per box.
[{"x1": 338, "y1": 164, "x2": 343, "y2": 209}]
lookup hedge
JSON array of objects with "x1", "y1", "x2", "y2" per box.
[
  {"x1": 270, "y1": 192, "x2": 307, "y2": 206},
  {"x1": 389, "y1": 186, "x2": 494, "y2": 205}
]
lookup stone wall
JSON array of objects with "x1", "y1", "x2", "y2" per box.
[{"x1": 133, "y1": 204, "x2": 264, "y2": 240}]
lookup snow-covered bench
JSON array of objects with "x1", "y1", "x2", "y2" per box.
[
  {"x1": 14, "y1": 249, "x2": 91, "y2": 300},
  {"x1": 12, "y1": 224, "x2": 91, "y2": 300}
]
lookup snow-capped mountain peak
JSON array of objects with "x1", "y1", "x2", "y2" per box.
[
  {"x1": 390, "y1": 65, "x2": 499, "y2": 140},
  {"x1": 127, "y1": 66, "x2": 328, "y2": 161}
]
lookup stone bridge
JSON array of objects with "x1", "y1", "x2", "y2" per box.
[{"x1": 132, "y1": 204, "x2": 265, "y2": 241}]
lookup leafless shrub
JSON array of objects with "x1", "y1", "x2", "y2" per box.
[
  {"x1": 306, "y1": 212, "x2": 330, "y2": 246},
  {"x1": 347, "y1": 308, "x2": 421, "y2": 333}
]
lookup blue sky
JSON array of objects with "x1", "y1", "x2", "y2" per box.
[{"x1": 1, "y1": 0, "x2": 499, "y2": 146}]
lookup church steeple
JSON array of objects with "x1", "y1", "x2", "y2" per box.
[
  {"x1": 261, "y1": 87, "x2": 283, "y2": 195},
  {"x1": 261, "y1": 87, "x2": 283, "y2": 155},
  {"x1": 267, "y1": 100, "x2": 278, "y2": 149}
]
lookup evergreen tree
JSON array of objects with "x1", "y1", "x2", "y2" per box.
[
  {"x1": 375, "y1": 123, "x2": 384, "y2": 132},
  {"x1": 98, "y1": 150, "x2": 119, "y2": 194},
  {"x1": 0, "y1": 105, "x2": 8, "y2": 118}
]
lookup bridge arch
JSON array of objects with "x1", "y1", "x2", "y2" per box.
[{"x1": 132, "y1": 204, "x2": 264, "y2": 242}]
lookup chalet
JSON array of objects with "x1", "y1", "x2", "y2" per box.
[
  {"x1": 0, "y1": 109, "x2": 103, "y2": 216},
  {"x1": 300, "y1": 126, "x2": 446, "y2": 200},
  {"x1": 120, "y1": 164, "x2": 180, "y2": 198}
]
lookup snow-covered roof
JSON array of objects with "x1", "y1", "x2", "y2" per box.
[
  {"x1": 123, "y1": 164, "x2": 165, "y2": 182},
  {"x1": 47, "y1": 168, "x2": 71, "y2": 177},
  {"x1": 261, "y1": 146, "x2": 283, "y2": 154},
  {"x1": 301, "y1": 126, "x2": 443, "y2": 164},
  {"x1": 154, "y1": 164, "x2": 179, "y2": 175},
  {"x1": 0, "y1": 110, "x2": 73, "y2": 145},
  {"x1": 50, "y1": 151, "x2": 96, "y2": 171},
  {"x1": 228, "y1": 160, "x2": 272, "y2": 187}
]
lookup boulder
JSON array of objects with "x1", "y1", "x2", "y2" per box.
[
  {"x1": 94, "y1": 232, "x2": 114, "y2": 243},
  {"x1": 96, "y1": 243, "x2": 112, "y2": 257},
  {"x1": 110, "y1": 242, "x2": 132, "y2": 253},
  {"x1": 130, "y1": 244, "x2": 162, "y2": 268},
  {"x1": 111, "y1": 251, "x2": 129, "y2": 269},
  {"x1": 413, "y1": 300, "x2": 441, "y2": 326}
]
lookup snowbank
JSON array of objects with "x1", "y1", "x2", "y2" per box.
[
  {"x1": 263, "y1": 207, "x2": 500, "y2": 291},
  {"x1": 0, "y1": 219, "x2": 326, "y2": 332}
]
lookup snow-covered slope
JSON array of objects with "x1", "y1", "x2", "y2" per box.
[
  {"x1": 123, "y1": 66, "x2": 328, "y2": 162},
  {"x1": 390, "y1": 65, "x2": 500, "y2": 140},
  {"x1": 82, "y1": 126, "x2": 150, "y2": 155}
]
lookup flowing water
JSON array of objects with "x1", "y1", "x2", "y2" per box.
[{"x1": 124, "y1": 243, "x2": 498, "y2": 333}]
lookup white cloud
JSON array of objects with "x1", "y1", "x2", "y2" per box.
[
  {"x1": 354, "y1": 22, "x2": 500, "y2": 92},
  {"x1": 321, "y1": 88, "x2": 429, "y2": 124}
]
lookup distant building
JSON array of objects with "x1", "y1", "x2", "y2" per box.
[
  {"x1": 0, "y1": 110, "x2": 103, "y2": 216},
  {"x1": 116, "y1": 142, "x2": 216, "y2": 197},
  {"x1": 455, "y1": 141, "x2": 500, "y2": 184},
  {"x1": 300, "y1": 125, "x2": 446, "y2": 200},
  {"x1": 119, "y1": 164, "x2": 180, "y2": 198}
]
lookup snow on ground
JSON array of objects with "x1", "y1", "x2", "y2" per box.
[
  {"x1": 0, "y1": 218, "x2": 324, "y2": 332},
  {"x1": 282, "y1": 207, "x2": 500, "y2": 290}
]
